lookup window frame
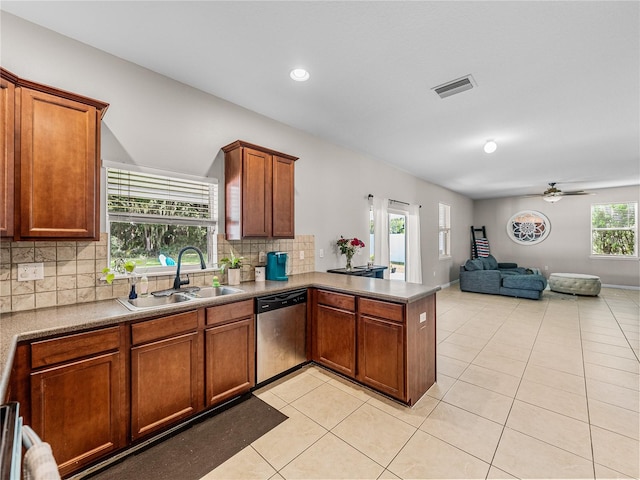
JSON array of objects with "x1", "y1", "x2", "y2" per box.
[
  {"x1": 388, "y1": 207, "x2": 407, "y2": 281},
  {"x1": 104, "y1": 162, "x2": 218, "y2": 274},
  {"x1": 438, "y1": 203, "x2": 451, "y2": 258},
  {"x1": 590, "y1": 201, "x2": 638, "y2": 259}
]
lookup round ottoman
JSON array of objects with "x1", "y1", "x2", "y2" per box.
[{"x1": 548, "y1": 273, "x2": 601, "y2": 296}]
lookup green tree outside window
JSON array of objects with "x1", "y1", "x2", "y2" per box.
[{"x1": 591, "y1": 203, "x2": 637, "y2": 256}]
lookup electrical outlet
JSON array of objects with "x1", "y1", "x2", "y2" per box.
[
  {"x1": 259, "y1": 251, "x2": 266, "y2": 263},
  {"x1": 544, "y1": 265, "x2": 549, "y2": 271},
  {"x1": 319, "y1": 249, "x2": 324, "y2": 258},
  {"x1": 299, "y1": 251, "x2": 304, "y2": 260},
  {"x1": 18, "y1": 263, "x2": 44, "y2": 281}
]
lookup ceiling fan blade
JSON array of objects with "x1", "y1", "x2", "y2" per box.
[{"x1": 562, "y1": 191, "x2": 595, "y2": 196}]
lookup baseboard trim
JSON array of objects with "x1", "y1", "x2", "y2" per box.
[
  {"x1": 602, "y1": 283, "x2": 640, "y2": 291},
  {"x1": 439, "y1": 280, "x2": 459, "y2": 289}
]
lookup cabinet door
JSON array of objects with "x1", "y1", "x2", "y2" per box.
[
  {"x1": 205, "y1": 317, "x2": 255, "y2": 406},
  {"x1": 30, "y1": 352, "x2": 125, "y2": 477},
  {"x1": 357, "y1": 315, "x2": 405, "y2": 399},
  {"x1": 272, "y1": 155, "x2": 295, "y2": 238},
  {"x1": 19, "y1": 87, "x2": 100, "y2": 239},
  {"x1": 314, "y1": 304, "x2": 356, "y2": 377},
  {"x1": 130, "y1": 331, "x2": 201, "y2": 440},
  {"x1": 0, "y1": 76, "x2": 14, "y2": 238},
  {"x1": 242, "y1": 147, "x2": 272, "y2": 237}
]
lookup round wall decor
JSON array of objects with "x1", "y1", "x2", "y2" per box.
[{"x1": 506, "y1": 210, "x2": 551, "y2": 245}]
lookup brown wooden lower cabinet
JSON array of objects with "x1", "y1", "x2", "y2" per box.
[
  {"x1": 312, "y1": 289, "x2": 436, "y2": 405},
  {"x1": 205, "y1": 318, "x2": 254, "y2": 405},
  {"x1": 357, "y1": 297, "x2": 405, "y2": 399},
  {"x1": 6, "y1": 288, "x2": 435, "y2": 477},
  {"x1": 312, "y1": 290, "x2": 357, "y2": 378},
  {"x1": 28, "y1": 327, "x2": 126, "y2": 478},
  {"x1": 357, "y1": 315, "x2": 404, "y2": 398},
  {"x1": 130, "y1": 310, "x2": 203, "y2": 441},
  {"x1": 205, "y1": 300, "x2": 255, "y2": 406}
]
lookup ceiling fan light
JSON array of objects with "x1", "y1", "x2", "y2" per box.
[
  {"x1": 543, "y1": 194, "x2": 562, "y2": 203},
  {"x1": 483, "y1": 140, "x2": 497, "y2": 154}
]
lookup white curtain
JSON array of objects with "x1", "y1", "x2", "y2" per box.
[
  {"x1": 405, "y1": 204, "x2": 423, "y2": 284},
  {"x1": 373, "y1": 197, "x2": 390, "y2": 280}
]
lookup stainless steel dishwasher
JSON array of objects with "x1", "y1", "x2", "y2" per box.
[{"x1": 255, "y1": 289, "x2": 307, "y2": 383}]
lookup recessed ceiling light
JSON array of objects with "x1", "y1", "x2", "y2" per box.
[
  {"x1": 484, "y1": 140, "x2": 497, "y2": 154},
  {"x1": 290, "y1": 68, "x2": 310, "y2": 82}
]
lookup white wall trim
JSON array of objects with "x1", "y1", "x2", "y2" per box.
[{"x1": 602, "y1": 283, "x2": 640, "y2": 291}]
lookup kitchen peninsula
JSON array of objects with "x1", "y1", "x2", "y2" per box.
[{"x1": 1, "y1": 272, "x2": 438, "y2": 477}]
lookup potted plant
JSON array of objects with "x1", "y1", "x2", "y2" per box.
[
  {"x1": 102, "y1": 259, "x2": 137, "y2": 284},
  {"x1": 219, "y1": 250, "x2": 245, "y2": 285}
]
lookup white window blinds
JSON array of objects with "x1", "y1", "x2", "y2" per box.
[{"x1": 107, "y1": 168, "x2": 217, "y2": 226}]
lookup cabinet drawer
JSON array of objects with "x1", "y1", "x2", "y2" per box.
[
  {"x1": 131, "y1": 310, "x2": 199, "y2": 346},
  {"x1": 317, "y1": 290, "x2": 356, "y2": 312},
  {"x1": 359, "y1": 298, "x2": 404, "y2": 323},
  {"x1": 206, "y1": 300, "x2": 254, "y2": 326},
  {"x1": 31, "y1": 326, "x2": 120, "y2": 368}
]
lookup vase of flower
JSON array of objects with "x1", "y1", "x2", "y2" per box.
[
  {"x1": 336, "y1": 236, "x2": 365, "y2": 272},
  {"x1": 345, "y1": 251, "x2": 354, "y2": 271}
]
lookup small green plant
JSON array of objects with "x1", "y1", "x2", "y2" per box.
[
  {"x1": 102, "y1": 259, "x2": 137, "y2": 284},
  {"x1": 218, "y1": 250, "x2": 245, "y2": 271}
]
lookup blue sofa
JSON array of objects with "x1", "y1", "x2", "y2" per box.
[{"x1": 459, "y1": 255, "x2": 547, "y2": 300}]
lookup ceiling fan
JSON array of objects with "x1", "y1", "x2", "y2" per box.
[{"x1": 535, "y1": 182, "x2": 593, "y2": 203}]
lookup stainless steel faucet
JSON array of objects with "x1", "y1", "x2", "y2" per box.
[{"x1": 173, "y1": 246, "x2": 207, "y2": 290}]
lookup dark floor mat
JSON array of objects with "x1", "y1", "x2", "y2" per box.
[{"x1": 86, "y1": 395, "x2": 287, "y2": 480}]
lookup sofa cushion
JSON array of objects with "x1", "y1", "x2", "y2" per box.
[
  {"x1": 464, "y1": 258, "x2": 484, "y2": 271},
  {"x1": 480, "y1": 255, "x2": 499, "y2": 270},
  {"x1": 502, "y1": 274, "x2": 547, "y2": 291}
]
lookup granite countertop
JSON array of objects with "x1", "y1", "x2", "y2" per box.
[{"x1": 0, "y1": 272, "x2": 440, "y2": 400}]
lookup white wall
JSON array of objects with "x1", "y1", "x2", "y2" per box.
[
  {"x1": 474, "y1": 185, "x2": 640, "y2": 287},
  {"x1": 1, "y1": 13, "x2": 473, "y2": 287}
]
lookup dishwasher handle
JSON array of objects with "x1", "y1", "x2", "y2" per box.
[{"x1": 256, "y1": 289, "x2": 307, "y2": 313}]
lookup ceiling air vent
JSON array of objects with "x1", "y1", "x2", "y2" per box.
[{"x1": 432, "y1": 74, "x2": 477, "y2": 99}]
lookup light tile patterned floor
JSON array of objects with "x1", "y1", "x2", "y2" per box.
[{"x1": 201, "y1": 286, "x2": 639, "y2": 480}]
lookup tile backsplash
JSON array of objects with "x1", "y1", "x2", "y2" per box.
[{"x1": 0, "y1": 233, "x2": 315, "y2": 314}]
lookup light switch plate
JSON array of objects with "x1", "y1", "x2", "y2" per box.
[
  {"x1": 18, "y1": 263, "x2": 45, "y2": 281},
  {"x1": 419, "y1": 312, "x2": 427, "y2": 323}
]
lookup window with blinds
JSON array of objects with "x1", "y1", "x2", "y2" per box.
[
  {"x1": 107, "y1": 168, "x2": 217, "y2": 225},
  {"x1": 591, "y1": 202, "x2": 637, "y2": 257},
  {"x1": 438, "y1": 203, "x2": 451, "y2": 257},
  {"x1": 106, "y1": 167, "x2": 217, "y2": 269}
]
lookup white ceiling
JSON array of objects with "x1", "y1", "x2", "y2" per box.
[{"x1": 2, "y1": 1, "x2": 639, "y2": 199}]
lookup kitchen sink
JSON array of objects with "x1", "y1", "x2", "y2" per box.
[
  {"x1": 117, "y1": 287, "x2": 244, "y2": 311},
  {"x1": 185, "y1": 286, "x2": 244, "y2": 298},
  {"x1": 117, "y1": 292, "x2": 192, "y2": 311}
]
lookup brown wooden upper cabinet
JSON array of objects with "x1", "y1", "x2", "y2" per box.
[
  {"x1": 223, "y1": 140, "x2": 297, "y2": 240},
  {"x1": 0, "y1": 67, "x2": 108, "y2": 240},
  {"x1": 0, "y1": 69, "x2": 16, "y2": 238}
]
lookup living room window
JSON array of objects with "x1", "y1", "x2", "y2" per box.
[
  {"x1": 439, "y1": 203, "x2": 451, "y2": 258},
  {"x1": 106, "y1": 166, "x2": 218, "y2": 272},
  {"x1": 591, "y1": 202, "x2": 637, "y2": 257}
]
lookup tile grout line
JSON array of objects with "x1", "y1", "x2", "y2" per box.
[
  {"x1": 484, "y1": 295, "x2": 549, "y2": 479},
  {"x1": 581, "y1": 294, "x2": 640, "y2": 479},
  {"x1": 577, "y1": 297, "x2": 598, "y2": 480}
]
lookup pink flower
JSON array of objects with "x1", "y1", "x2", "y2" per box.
[{"x1": 337, "y1": 236, "x2": 365, "y2": 256}]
